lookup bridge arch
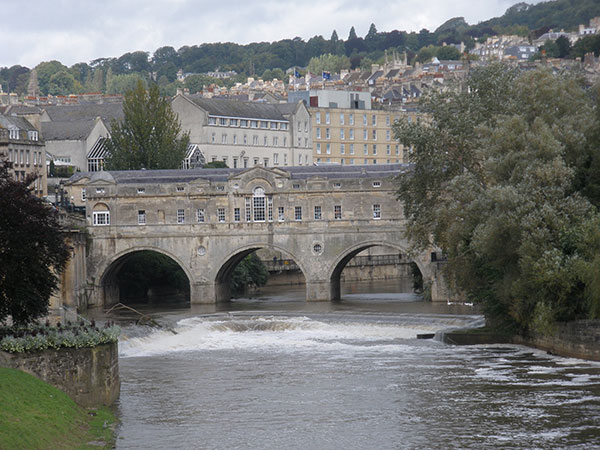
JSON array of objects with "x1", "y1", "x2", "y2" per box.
[
  {"x1": 98, "y1": 246, "x2": 193, "y2": 307},
  {"x1": 326, "y1": 240, "x2": 428, "y2": 301},
  {"x1": 213, "y1": 243, "x2": 309, "y2": 302}
]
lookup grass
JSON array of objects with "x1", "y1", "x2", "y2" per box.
[{"x1": 0, "y1": 368, "x2": 117, "y2": 449}]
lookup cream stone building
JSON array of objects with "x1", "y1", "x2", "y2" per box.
[
  {"x1": 0, "y1": 113, "x2": 46, "y2": 196},
  {"x1": 171, "y1": 94, "x2": 313, "y2": 169},
  {"x1": 310, "y1": 107, "x2": 419, "y2": 165}
]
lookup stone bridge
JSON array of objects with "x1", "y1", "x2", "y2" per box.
[{"x1": 65, "y1": 164, "x2": 448, "y2": 307}]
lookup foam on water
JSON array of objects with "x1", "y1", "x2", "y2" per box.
[{"x1": 119, "y1": 314, "x2": 455, "y2": 358}]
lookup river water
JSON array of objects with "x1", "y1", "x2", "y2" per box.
[{"x1": 110, "y1": 281, "x2": 600, "y2": 449}]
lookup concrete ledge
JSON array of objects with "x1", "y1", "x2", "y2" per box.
[
  {"x1": 440, "y1": 320, "x2": 600, "y2": 362},
  {"x1": 0, "y1": 342, "x2": 120, "y2": 407}
]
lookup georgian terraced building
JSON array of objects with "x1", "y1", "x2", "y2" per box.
[{"x1": 171, "y1": 94, "x2": 313, "y2": 169}]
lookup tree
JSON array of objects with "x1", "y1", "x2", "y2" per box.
[
  {"x1": 437, "y1": 45, "x2": 462, "y2": 60},
  {"x1": 229, "y1": 253, "x2": 269, "y2": 295},
  {"x1": 106, "y1": 73, "x2": 146, "y2": 95},
  {"x1": 35, "y1": 61, "x2": 68, "y2": 95},
  {"x1": 348, "y1": 26, "x2": 358, "y2": 40},
  {"x1": 48, "y1": 70, "x2": 77, "y2": 95},
  {"x1": 0, "y1": 162, "x2": 70, "y2": 324},
  {"x1": 203, "y1": 161, "x2": 228, "y2": 168},
  {"x1": 393, "y1": 64, "x2": 600, "y2": 332},
  {"x1": 307, "y1": 53, "x2": 351, "y2": 74},
  {"x1": 104, "y1": 80, "x2": 190, "y2": 170}
]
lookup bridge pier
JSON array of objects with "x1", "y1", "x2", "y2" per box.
[
  {"x1": 305, "y1": 279, "x2": 338, "y2": 302},
  {"x1": 191, "y1": 282, "x2": 217, "y2": 304}
]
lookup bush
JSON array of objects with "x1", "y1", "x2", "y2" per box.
[{"x1": 0, "y1": 321, "x2": 120, "y2": 353}]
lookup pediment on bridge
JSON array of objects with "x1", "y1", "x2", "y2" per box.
[
  {"x1": 86, "y1": 172, "x2": 116, "y2": 185},
  {"x1": 228, "y1": 166, "x2": 290, "y2": 184}
]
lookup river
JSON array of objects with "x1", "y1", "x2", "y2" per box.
[{"x1": 107, "y1": 281, "x2": 600, "y2": 449}]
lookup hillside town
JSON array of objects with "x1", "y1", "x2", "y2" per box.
[{"x1": 1, "y1": 16, "x2": 599, "y2": 204}]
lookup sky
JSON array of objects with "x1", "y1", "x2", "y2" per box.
[{"x1": 2, "y1": 0, "x2": 545, "y2": 68}]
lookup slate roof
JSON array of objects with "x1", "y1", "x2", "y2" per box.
[
  {"x1": 0, "y1": 114, "x2": 37, "y2": 131},
  {"x1": 41, "y1": 119, "x2": 98, "y2": 140},
  {"x1": 186, "y1": 95, "x2": 294, "y2": 121},
  {"x1": 68, "y1": 164, "x2": 408, "y2": 185},
  {"x1": 42, "y1": 102, "x2": 123, "y2": 124}
]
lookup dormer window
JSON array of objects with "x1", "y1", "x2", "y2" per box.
[
  {"x1": 137, "y1": 187, "x2": 145, "y2": 194},
  {"x1": 176, "y1": 186, "x2": 185, "y2": 192},
  {"x1": 95, "y1": 187, "x2": 105, "y2": 194},
  {"x1": 9, "y1": 129, "x2": 19, "y2": 139},
  {"x1": 372, "y1": 181, "x2": 381, "y2": 188}
]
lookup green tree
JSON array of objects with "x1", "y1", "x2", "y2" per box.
[
  {"x1": 0, "y1": 162, "x2": 70, "y2": 324},
  {"x1": 307, "y1": 53, "x2": 350, "y2": 74},
  {"x1": 203, "y1": 161, "x2": 228, "y2": 168},
  {"x1": 106, "y1": 73, "x2": 146, "y2": 95},
  {"x1": 48, "y1": 70, "x2": 77, "y2": 95},
  {"x1": 104, "y1": 80, "x2": 190, "y2": 170},
  {"x1": 394, "y1": 64, "x2": 600, "y2": 332},
  {"x1": 437, "y1": 45, "x2": 462, "y2": 60},
  {"x1": 229, "y1": 253, "x2": 269, "y2": 295},
  {"x1": 36, "y1": 61, "x2": 68, "y2": 95}
]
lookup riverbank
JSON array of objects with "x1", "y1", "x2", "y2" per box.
[
  {"x1": 0, "y1": 367, "x2": 117, "y2": 449},
  {"x1": 440, "y1": 320, "x2": 600, "y2": 361}
]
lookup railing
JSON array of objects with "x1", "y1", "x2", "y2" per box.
[{"x1": 263, "y1": 254, "x2": 413, "y2": 272}]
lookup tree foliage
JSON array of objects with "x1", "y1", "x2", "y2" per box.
[
  {"x1": 394, "y1": 64, "x2": 600, "y2": 332},
  {"x1": 230, "y1": 253, "x2": 269, "y2": 296},
  {"x1": 307, "y1": 53, "x2": 351, "y2": 74},
  {"x1": 0, "y1": 162, "x2": 70, "y2": 324},
  {"x1": 104, "y1": 80, "x2": 189, "y2": 170}
]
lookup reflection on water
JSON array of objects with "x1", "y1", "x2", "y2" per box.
[{"x1": 104, "y1": 280, "x2": 600, "y2": 450}]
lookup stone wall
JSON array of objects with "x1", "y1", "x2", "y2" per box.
[
  {"x1": 0, "y1": 342, "x2": 120, "y2": 407},
  {"x1": 514, "y1": 320, "x2": 600, "y2": 361}
]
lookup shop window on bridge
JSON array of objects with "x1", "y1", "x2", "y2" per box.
[
  {"x1": 278, "y1": 206, "x2": 285, "y2": 222},
  {"x1": 234, "y1": 208, "x2": 241, "y2": 222},
  {"x1": 372, "y1": 204, "x2": 381, "y2": 220},
  {"x1": 314, "y1": 206, "x2": 322, "y2": 220},
  {"x1": 138, "y1": 210, "x2": 146, "y2": 225},
  {"x1": 253, "y1": 187, "x2": 266, "y2": 221},
  {"x1": 197, "y1": 208, "x2": 205, "y2": 223},
  {"x1": 177, "y1": 209, "x2": 185, "y2": 224},
  {"x1": 92, "y1": 204, "x2": 110, "y2": 226},
  {"x1": 295, "y1": 206, "x2": 302, "y2": 221},
  {"x1": 217, "y1": 208, "x2": 226, "y2": 223},
  {"x1": 334, "y1": 205, "x2": 342, "y2": 220}
]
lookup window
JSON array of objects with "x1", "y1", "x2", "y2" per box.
[
  {"x1": 349, "y1": 113, "x2": 354, "y2": 125},
  {"x1": 349, "y1": 158, "x2": 354, "y2": 164},
  {"x1": 386, "y1": 144, "x2": 391, "y2": 155},
  {"x1": 363, "y1": 114, "x2": 367, "y2": 125},
  {"x1": 251, "y1": 120, "x2": 258, "y2": 128},
  {"x1": 93, "y1": 211, "x2": 110, "y2": 226},
  {"x1": 364, "y1": 144, "x2": 368, "y2": 155},
  {"x1": 240, "y1": 119, "x2": 248, "y2": 127},
  {"x1": 268, "y1": 196, "x2": 273, "y2": 221},
  {"x1": 81, "y1": 188, "x2": 86, "y2": 201},
  {"x1": 211, "y1": 133, "x2": 216, "y2": 143},
  {"x1": 138, "y1": 210, "x2": 146, "y2": 225},
  {"x1": 340, "y1": 143, "x2": 345, "y2": 154},
  {"x1": 233, "y1": 157, "x2": 238, "y2": 168},
  {"x1": 197, "y1": 208, "x2": 205, "y2": 223},
  {"x1": 278, "y1": 206, "x2": 285, "y2": 221},
  {"x1": 386, "y1": 115, "x2": 391, "y2": 126},
  {"x1": 253, "y1": 157, "x2": 259, "y2": 166},
  {"x1": 304, "y1": 121, "x2": 308, "y2": 132},
  {"x1": 314, "y1": 205, "x2": 322, "y2": 220},
  {"x1": 372, "y1": 114, "x2": 376, "y2": 126},
  {"x1": 340, "y1": 113, "x2": 345, "y2": 125},
  {"x1": 372, "y1": 129, "x2": 377, "y2": 140},
  {"x1": 208, "y1": 117, "x2": 216, "y2": 125},
  {"x1": 96, "y1": 188, "x2": 105, "y2": 194},
  {"x1": 253, "y1": 136, "x2": 258, "y2": 145},
  {"x1": 230, "y1": 119, "x2": 238, "y2": 126},
  {"x1": 340, "y1": 128, "x2": 345, "y2": 140},
  {"x1": 316, "y1": 128, "x2": 321, "y2": 139},
  {"x1": 177, "y1": 209, "x2": 185, "y2": 224},
  {"x1": 245, "y1": 198, "x2": 251, "y2": 221},
  {"x1": 243, "y1": 134, "x2": 248, "y2": 144},
  {"x1": 373, "y1": 144, "x2": 377, "y2": 155},
  {"x1": 137, "y1": 187, "x2": 145, "y2": 194},
  {"x1": 271, "y1": 122, "x2": 278, "y2": 129},
  {"x1": 363, "y1": 129, "x2": 368, "y2": 140},
  {"x1": 334, "y1": 205, "x2": 342, "y2": 220},
  {"x1": 349, "y1": 129, "x2": 354, "y2": 140},
  {"x1": 273, "y1": 136, "x2": 278, "y2": 146},
  {"x1": 324, "y1": 143, "x2": 329, "y2": 154},
  {"x1": 350, "y1": 144, "x2": 355, "y2": 155},
  {"x1": 260, "y1": 121, "x2": 268, "y2": 129},
  {"x1": 234, "y1": 207, "x2": 241, "y2": 222},
  {"x1": 217, "y1": 208, "x2": 226, "y2": 222},
  {"x1": 292, "y1": 183, "x2": 300, "y2": 189},
  {"x1": 386, "y1": 130, "x2": 391, "y2": 141},
  {"x1": 284, "y1": 154, "x2": 288, "y2": 165},
  {"x1": 283, "y1": 137, "x2": 287, "y2": 146},
  {"x1": 222, "y1": 134, "x2": 227, "y2": 144},
  {"x1": 373, "y1": 204, "x2": 381, "y2": 219},
  {"x1": 274, "y1": 153, "x2": 279, "y2": 164},
  {"x1": 316, "y1": 112, "x2": 321, "y2": 124},
  {"x1": 264, "y1": 136, "x2": 268, "y2": 146},
  {"x1": 297, "y1": 121, "x2": 301, "y2": 132},
  {"x1": 325, "y1": 112, "x2": 330, "y2": 124},
  {"x1": 243, "y1": 157, "x2": 249, "y2": 168},
  {"x1": 219, "y1": 118, "x2": 227, "y2": 126},
  {"x1": 176, "y1": 186, "x2": 184, "y2": 192},
  {"x1": 333, "y1": 182, "x2": 341, "y2": 188},
  {"x1": 299, "y1": 154, "x2": 303, "y2": 165},
  {"x1": 253, "y1": 187, "x2": 266, "y2": 221},
  {"x1": 263, "y1": 158, "x2": 269, "y2": 166},
  {"x1": 294, "y1": 206, "x2": 302, "y2": 221},
  {"x1": 373, "y1": 181, "x2": 381, "y2": 187},
  {"x1": 326, "y1": 128, "x2": 330, "y2": 139}
]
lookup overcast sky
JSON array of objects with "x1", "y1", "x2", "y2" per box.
[{"x1": 2, "y1": 0, "x2": 545, "y2": 68}]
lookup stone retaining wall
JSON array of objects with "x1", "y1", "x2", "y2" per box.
[
  {"x1": 0, "y1": 342, "x2": 120, "y2": 407},
  {"x1": 440, "y1": 320, "x2": 600, "y2": 361}
]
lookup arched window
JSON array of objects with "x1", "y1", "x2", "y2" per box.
[
  {"x1": 93, "y1": 203, "x2": 110, "y2": 226},
  {"x1": 253, "y1": 187, "x2": 265, "y2": 222}
]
